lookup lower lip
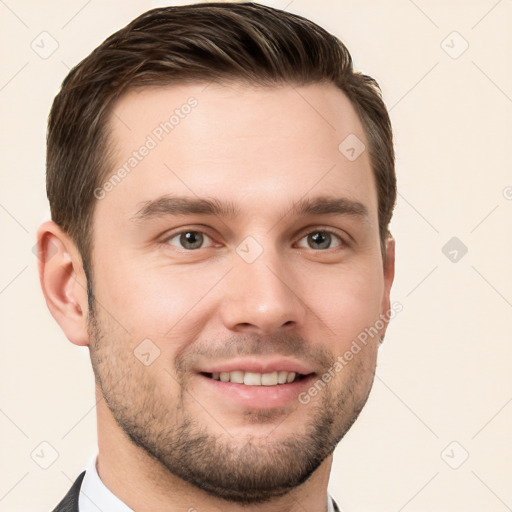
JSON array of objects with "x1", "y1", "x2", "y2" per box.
[{"x1": 196, "y1": 373, "x2": 316, "y2": 409}]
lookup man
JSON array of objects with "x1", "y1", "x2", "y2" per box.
[{"x1": 37, "y1": 2, "x2": 396, "y2": 511}]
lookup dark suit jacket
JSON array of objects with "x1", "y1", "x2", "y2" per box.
[
  {"x1": 51, "y1": 471, "x2": 341, "y2": 511},
  {"x1": 51, "y1": 471, "x2": 85, "y2": 512}
]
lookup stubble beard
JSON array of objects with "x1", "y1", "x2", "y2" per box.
[{"x1": 87, "y1": 304, "x2": 375, "y2": 504}]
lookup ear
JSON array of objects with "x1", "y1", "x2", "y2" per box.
[
  {"x1": 36, "y1": 220, "x2": 90, "y2": 346},
  {"x1": 378, "y1": 237, "x2": 396, "y2": 341}
]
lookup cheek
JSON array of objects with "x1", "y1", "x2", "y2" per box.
[
  {"x1": 93, "y1": 258, "x2": 217, "y2": 339},
  {"x1": 311, "y1": 261, "x2": 384, "y2": 346}
]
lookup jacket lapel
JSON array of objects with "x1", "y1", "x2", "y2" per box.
[{"x1": 51, "y1": 471, "x2": 85, "y2": 512}]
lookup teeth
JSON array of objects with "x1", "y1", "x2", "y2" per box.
[
  {"x1": 230, "y1": 370, "x2": 244, "y2": 384},
  {"x1": 209, "y1": 370, "x2": 301, "y2": 385},
  {"x1": 261, "y1": 371, "x2": 278, "y2": 386},
  {"x1": 244, "y1": 372, "x2": 261, "y2": 386}
]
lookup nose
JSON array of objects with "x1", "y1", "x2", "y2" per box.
[{"x1": 219, "y1": 249, "x2": 307, "y2": 335}]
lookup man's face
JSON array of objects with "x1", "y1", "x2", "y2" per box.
[{"x1": 87, "y1": 81, "x2": 394, "y2": 502}]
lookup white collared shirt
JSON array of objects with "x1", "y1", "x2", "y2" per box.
[
  {"x1": 78, "y1": 452, "x2": 133, "y2": 511},
  {"x1": 78, "y1": 452, "x2": 340, "y2": 512}
]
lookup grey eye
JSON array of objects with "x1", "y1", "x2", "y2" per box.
[
  {"x1": 168, "y1": 231, "x2": 210, "y2": 250},
  {"x1": 297, "y1": 231, "x2": 342, "y2": 250}
]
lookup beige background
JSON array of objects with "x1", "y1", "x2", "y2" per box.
[{"x1": 1, "y1": 0, "x2": 511, "y2": 511}]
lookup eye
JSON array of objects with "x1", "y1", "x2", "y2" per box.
[
  {"x1": 296, "y1": 230, "x2": 344, "y2": 250},
  {"x1": 166, "y1": 230, "x2": 213, "y2": 250}
]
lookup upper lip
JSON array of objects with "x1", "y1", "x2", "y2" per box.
[{"x1": 196, "y1": 357, "x2": 316, "y2": 375}]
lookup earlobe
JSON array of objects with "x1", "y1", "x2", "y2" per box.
[{"x1": 36, "y1": 221, "x2": 90, "y2": 347}]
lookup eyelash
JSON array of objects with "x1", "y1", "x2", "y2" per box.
[{"x1": 161, "y1": 227, "x2": 348, "y2": 252}]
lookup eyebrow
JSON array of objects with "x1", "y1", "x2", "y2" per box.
[
  {"x1": 131, "y1": 196, "x2": 240, "y2": 222},
  {"x1": 291, "y1": 196, "x2": 368, "y2": 219},
  {"x1": 130, "y1": 195, "x2": 369, "y2": 223}
]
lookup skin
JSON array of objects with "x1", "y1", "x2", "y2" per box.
[{"x1": 38, "y1": 81, "x2": 395, "y2": 512}]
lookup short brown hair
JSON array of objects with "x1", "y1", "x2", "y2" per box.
[{"x1": 47, "y1": 1, "x2": 395, "y2": 279}]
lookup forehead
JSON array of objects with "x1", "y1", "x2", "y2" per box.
[{"x1": 98, "y1": 81, "x2": 377, "y2": 225}]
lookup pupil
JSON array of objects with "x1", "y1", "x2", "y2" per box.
[
  {"x1": 181, "y1": 231, "x2": 203, "y2": 249},
  {"x1": 309, "y1": 231, "x2": 330, "y2": 249}
]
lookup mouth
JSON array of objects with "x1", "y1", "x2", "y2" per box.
[
  {"x1": 196, "y1": 368, "x2": 317, "y2": 410},
  {"x1": 194, "y1": 357, "x2": 318, "y2": 410},
  {"x1": 201, "y1": 370, "x2": 311, "y2": 386}
]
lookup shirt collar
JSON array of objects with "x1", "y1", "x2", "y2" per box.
[{"x1": 78, "y1": 452, "x2": 134, "y2": 512}]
